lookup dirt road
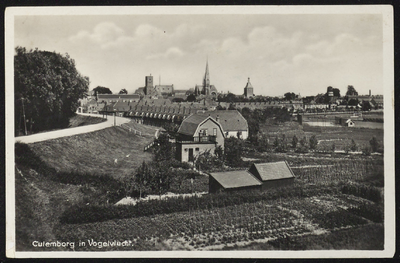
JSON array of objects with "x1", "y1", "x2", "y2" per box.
[{"x1": 15, "y1": 113, "x2": 131, "y2": 144}]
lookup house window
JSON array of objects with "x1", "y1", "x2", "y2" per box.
[
  {"x1": 199, "y1": 129, "x2": 208, "y2": 136},
  {"x1": 195, "y1": 148, "x2": 199, "y2": 151},
  {"x1": 213, "y1": 128, "x2": 217, "y2": 136}
]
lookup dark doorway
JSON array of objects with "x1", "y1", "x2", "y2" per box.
[{"x1": 188, "y1": 148, "x2": 194, "y2": 162}]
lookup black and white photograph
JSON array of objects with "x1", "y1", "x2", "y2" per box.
[{"x1": 5, "y1": 6, "x2": 395, "y2": 258}]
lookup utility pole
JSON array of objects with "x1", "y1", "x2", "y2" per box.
[
  {"x1": 114, "y1": 112, "x2": 116, "y2": 126},
  {"x1": 21, "y1": 97, "x2": 27, "y2": 135}
]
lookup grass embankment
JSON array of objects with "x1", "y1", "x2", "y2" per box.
[
  {"x1": 28, "y1": 125, "x2": 155, "y2": 180},
  {"x1": 68, "y1": 114, "x2": 106, "y2": 128},
  {"x1": 14, "y1": 121, "x2": 160, "y2": 251}
]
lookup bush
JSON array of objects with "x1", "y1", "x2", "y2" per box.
[
  {"x1": 313, "y1": 208, "x2": 368, "y2": 229},
  {"x1": 309, "y1": 135, "x2": 318, "y2": 150},
  {"x1": 348, "y1": 204, "x2": 383, "y2": 223},
  {"x1": 341, "y1": 182, "x2": 382, "y2": 203},
  {"x1": 362, "y1": 145, "x2": 372, "y2": 156},
  {"x1": 350, "y1": 139, "x2": 358, "y2": 152},
  {"x1": 369, "y1": 136, "x2": 379, "y2": 152}
]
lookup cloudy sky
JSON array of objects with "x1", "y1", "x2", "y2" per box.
[{"x1": 14, "y1": 10, "x2": 384, "y2": 97}]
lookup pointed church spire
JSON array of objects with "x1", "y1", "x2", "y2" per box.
[{"x1": 203, "y1": 58, "x2": 210, "y2": 95}]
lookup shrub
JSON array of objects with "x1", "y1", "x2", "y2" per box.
[
  {"x1": 331, "y1": 142, "x2": 336, "y2": 153},
  {"x1": 369, "y1": 136, "x2": 379, "y2": 152},
  {"x1": 341, "y1": 182, "x2": 382, "y2": 203},
  {"x1": 362, "y1": 145, "x2": 372, "y2": 156},
  {"x1": 309, "y1": 135, "x2": 318, "y2": 150},
  {"x1": 348, "y1": 204, "x2": 383, "y2": 223},
  {"x1": 292, "y1": 135, "x2": 298, "y2": 148},
  {"x1": 350, "y1": 139, "x2": 358, "y2": 152}
]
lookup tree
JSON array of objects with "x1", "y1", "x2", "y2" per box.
[
  {"x1": 214, "y1": 145, "x2": 224, "y2": 162},
  {"x1": 284, "y1": 92, "x2": 297, "y2": 101},
  {"x1": 224, "y1": 137, "x2": 244, "y2": 167},
  {"x1": 369, "y1": 136, "x2": 379, "y2": 152},
  {"x1": 309, "y1": 135, "x2": 318, "y2": 150},
  {"x1": 331, "y1": 142, "x2": 336, "y2": 153},
  {"x1": 350, "y1": 139, "x2": 358, "y2": 152},
  {"x1": 347, "y1": 98, "x2": 360, "y2": 106},
  {"x1": 149, "y1": 161, "x2": 173, "y2": 197},
  {"x1": 346, "y1": 85, "x2": 358, "y2": 96},
  {"x1": 93, "y1": 86, "x2": 112, "y2": 96},
  {"x1": 292, "y1": 135, "x2": 299, "y2": 148},
  {"x1": 153, "y1": 133, "x2": 174, "y2": 161},
  {"x1": 134, "y1": 161, "x2": 151, "y2": 198},
  {"x1": 118, "y1": 89, "x2": 128, "y2": 94},
  {"x1": 186, "y1": 94, "x2": 197, "y2": 102},
  {"x1": 14, "y1": 47, "x2": 89, "y2": 135},
  {"x1": 362, "y1": 101, "x2": 372, "y2": 111}
]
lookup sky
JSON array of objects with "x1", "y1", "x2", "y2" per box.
[{"x1": 14, "y1": 12, "x2": 384, "y2": 97}]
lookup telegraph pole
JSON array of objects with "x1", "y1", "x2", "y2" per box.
[{"x1": 21, "y1": 97, "x2": 27, "y2": 135}]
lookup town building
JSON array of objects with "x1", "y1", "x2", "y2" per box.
[
  {"x1": 176, "y1": 115, "x2": 225, "y2": 162},
  {"x1": 209, "y1": 161, "x2": 295, "y2": 193},
  {"x1": 243, "y1": 78, "x2": 254, "y2": 98}
]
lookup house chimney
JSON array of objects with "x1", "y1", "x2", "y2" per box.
[
  {"x1": 216, "y1": 115, "x2": 220, "y2": 122},
  {"x1": 369, "y1": 90, "x2": 371, "y2": 97}
]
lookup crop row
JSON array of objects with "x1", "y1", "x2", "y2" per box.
[
  {"x1": 292, "y1": 161, "x2": 379, "y2": 185},
  {"x1": 60, "y1": 184, "x2": 339, "y2": 224}
]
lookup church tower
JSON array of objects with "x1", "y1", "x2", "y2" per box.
[
  {"x1": 202, "y1": 60, "x2": 210, "y2": 95},
  {"x1": 244, "y1": 77, "x2": 254, "y2": 98},
  {"x1": 144, "y1": 74, "x2": 154, "y2": 96}
]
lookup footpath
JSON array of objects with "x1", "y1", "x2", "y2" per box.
[{"x1": 15, "y1": 113, "x2": 131, "y2": 144}]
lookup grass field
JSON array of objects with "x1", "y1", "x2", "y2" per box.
[
  {"x1": 68, "y1": 114, "x2": 106, "y2": 128},
  {"x1": 258, "y1": 121, "x2": 383, "y2": 151},
  {"x1": 28, "y1": 125, "x2": 156, "y2": 180},
  {"x1": 15, "y1": 118, "x2": 384, "y2": 251}
]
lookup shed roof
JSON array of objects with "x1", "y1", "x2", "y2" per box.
[
  {"x1": 210, "y1": 170, "x2": 262, "y2": 189},
  {"x1": 251, "y1": 161, "x2": 295, "y2": 181}
]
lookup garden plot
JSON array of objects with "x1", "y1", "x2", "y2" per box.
[{"x1": 55, "y1": 193, "x2": 377, "y2": 251}]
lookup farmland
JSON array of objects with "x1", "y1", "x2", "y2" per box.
[{"x1": 15, "y1": 118, "x2": 384, "y2": 251}]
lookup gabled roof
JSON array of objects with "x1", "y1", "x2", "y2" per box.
[
  {"x1": 195, "y1": 110, "x2": 248, "y2": 131},
  {"x1": 250, "y1": 161, "x2": 295, "y2": 181},
  {"x1": 98, "y1": 94, "x2": 140, "y2": 100},
  {"x1": 210, "y1": 170, "x2": 262, "y2": 189},
  {"x1": 177, "y1": 115, "x2": 224, "y2": 136}
]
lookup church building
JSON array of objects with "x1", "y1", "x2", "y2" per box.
[{"x1": 194, "y1": 60, "x2": 218, "y2": 98}]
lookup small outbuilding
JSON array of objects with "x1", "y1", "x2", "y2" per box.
[
  {"x1": 248, "y1": 161, "x2": 295, "y2": 191},
  {"x1": 209, "y1": 161, "x2": 295, "y2": 193},
  {"x1": 209, "y1": 170, "x2": 262, "y2": 193}
]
